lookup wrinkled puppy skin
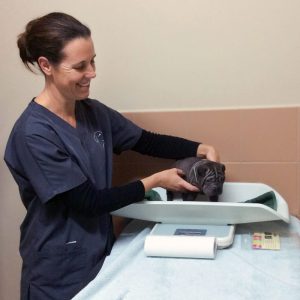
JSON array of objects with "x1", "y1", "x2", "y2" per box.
[{"x1": 167, "y1": 157, "x2": 226, "y2": 202}]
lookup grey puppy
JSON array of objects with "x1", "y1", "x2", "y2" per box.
[{"x1": 167, "y1": 156, "x2": 226, "y2": 202}]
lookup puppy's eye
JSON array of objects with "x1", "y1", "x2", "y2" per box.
[
  {"x1": 197, "y1": 168, "x2": 206, "y2": 177},
  {"x1": 206, "y1": 178, "x2": 215, "y2": 183}
]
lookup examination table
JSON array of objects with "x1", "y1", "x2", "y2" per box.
[{"x1": 73, "y1": 183, "x2": 300, "y2": 300}]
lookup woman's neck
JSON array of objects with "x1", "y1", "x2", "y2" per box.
[{"x1": 35, "y1": 88, "x2": 77, "y2": 128}]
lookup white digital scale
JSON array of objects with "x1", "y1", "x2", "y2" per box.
[{"x1": 111, "y1": 182, "x2": 290, "y2": 259}]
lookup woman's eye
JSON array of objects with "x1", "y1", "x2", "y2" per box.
[
  {"x1": 73, "y1": 60, "x2": 95, "y2": 71},
  {"x1": 74, "y1": 64, "x2": 85, "y2": 70},
  {"x1": 91, "y1": 60, "x2": 96, "y2": 68}
]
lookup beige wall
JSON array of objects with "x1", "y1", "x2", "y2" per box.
[{"x1": 1, "y1": 1, "x2": 299, "y2": 299}]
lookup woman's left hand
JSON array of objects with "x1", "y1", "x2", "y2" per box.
[{"x1": 197, "y1": 144, "x2": 220, "y2": 162}]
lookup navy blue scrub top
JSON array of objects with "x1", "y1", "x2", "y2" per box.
[{"x1": 4, "y1": 99, "x2": 142, "y2": 299}]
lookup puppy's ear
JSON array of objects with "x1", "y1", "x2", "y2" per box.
[{"x1": 221, "y1": 164, "x2": 226, "y2": 172}]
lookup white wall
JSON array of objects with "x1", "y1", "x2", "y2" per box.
[{"x1": 1, "y1": 1, "x2": 299, "y2": 298}]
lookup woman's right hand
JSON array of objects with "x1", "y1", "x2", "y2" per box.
[{"x1": 141, "y1": 168, "x2": 199, "y2": 193}]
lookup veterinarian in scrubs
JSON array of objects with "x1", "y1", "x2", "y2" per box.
[{"x1": 4, "y1": 12, "x2": 220, "y2": 300}]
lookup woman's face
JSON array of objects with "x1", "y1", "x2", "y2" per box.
[{"x1": 50, "y1": 37, "x2": 96, "y2": 101}]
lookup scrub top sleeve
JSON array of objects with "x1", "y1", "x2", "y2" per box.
[
  {"x1": 107, "y1": 107, "x2": 142, "y2": 154},
  {"x1": 19, "y1": 131, "x2": 87, "y2": 203}
]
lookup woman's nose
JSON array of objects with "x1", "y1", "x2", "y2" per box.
[
  {"x1": 87, "y1": 70, "x2": 96, "y2": 79},
  {"x1": 86, "y1": 64, "x2": 96, "y2": 78}
]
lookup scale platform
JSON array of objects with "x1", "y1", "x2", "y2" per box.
[
  {"x1": 112, "y1": 182, "x2": 289, "y2": 225},
  {"x1": 112, "y1": 182, "x2": 289, "y2": 259}
]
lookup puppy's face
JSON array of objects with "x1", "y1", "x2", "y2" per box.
[{"x1": 190, "y1": 160, "x2": 225, "y2": 198}]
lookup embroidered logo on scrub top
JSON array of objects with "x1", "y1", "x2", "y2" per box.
[{"x1": 93, "y1": 131, "x2": 105, "y2": 147}]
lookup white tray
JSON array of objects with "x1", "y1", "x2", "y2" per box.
[{"x1": 111, "y1": 182, "x2": 290, "y2": 225}]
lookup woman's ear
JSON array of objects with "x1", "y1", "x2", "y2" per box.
[{"x1": 37, "y1": 56, "x2": 52, "y2": 75}]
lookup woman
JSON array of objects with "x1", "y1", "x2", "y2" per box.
[{"x1": 5, "y1": 12, "x2": 219, "y2": 299}]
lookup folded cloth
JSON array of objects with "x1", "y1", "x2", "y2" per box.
[
  {"x1": 242, "y1": 191, "x2": 277, "y2": 210},
  {"x1": 144, "y1": 190, "x2": 162, "y2": 201}
]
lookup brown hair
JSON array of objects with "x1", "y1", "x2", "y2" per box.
[{"x1": 17, "y1": 12, "x2": 91, "y2": 72}]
